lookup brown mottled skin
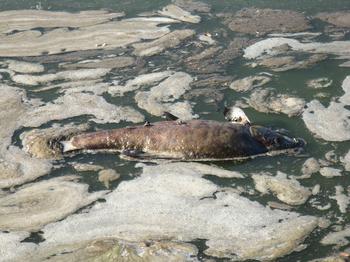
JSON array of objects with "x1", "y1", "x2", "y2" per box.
[{"x1": 66, "y1": 120, "x2": 305, "y2": 160}]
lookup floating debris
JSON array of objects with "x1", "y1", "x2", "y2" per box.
[
  {"x1": 140, "y1": 162, "x2": 244, "y2": 178},
  {"x1": 12, "y1": 68, "x2": 111, "y2": 86},
  {"x1": 330, "y1": 186, "x2": 350, "y2": 213},
  {"x1": 27, "y1": 92, "x2": 144, "y2": 125},
  {"x1": 108, "y1": 71, "x2": 173, "y2": 96},
  {"x1": 184, "y1": 46, "x2": 224, "y2": 74},
  {"x1": 0, "y1": 86, "x2": 51, "y2": 189},
  {"x1": 0, "y1": 10, "x2": 124, "y2": 34},
  {"x1": 312, "y1": 202, "x2": 332, "y2": 211},
  {"x1": 0, "y1": 85, "x2": 143, "y2": 189},
  {"x1": 307, "y1": 78, "x2": 333, "y2": 89},
  {"x1": 0, "y1": 176, "x2": 107, "y2": 231},
  {"x1": 268, "y1": 32, "x2": 322, "y2": 39},
  {"x1": 0, "y1": 231, "x2": 35, "y2": 262},
  {"x1": 253, "y1": 171, "x2": 311, "y2": 205},
  {"x1": 59, "y1": 56, "x2": 135, "y2": 70},
  {"x1": 321, "y1": 226, "x2": 350, "y2": 247},
  {"x1": 72, "y1": 163, "x2": 104, "y2": 172},
  {"x1": 198, "y1": 33, "x2": 215, "y2": 45},
  {"x1": 247, "y1": 88, "x2": 306, "y2": 117},
  {"x1": 172, "y1": 0, "x2": 211, "y2": 13},
  {"x1": 255, "y1": 53, "x2": 327, "y2": 72},
  {"x1": 305, "y1": 101, "x2": 350, "y2": 139},
  {"x1": 340, "y1": 150, "x2": 350, "y2": 171},
  {"x1": 216, "y1": 37, "x2": 252, "y2": 64},
  {"x1": 267, "y1": 201, "x2": 293, "y2": 210},
  {"x1": 301, "y1": 158, "x2": 321, "y2": 178},
  {"x1": 187, "y1": 46, "x2": 222, "y2": 62},
  {"x1": 222, "y1": 8, "x2": 311, "y2": 36},
  {"x1": 4, "y1": 60, "x2": 44, "y2": 74},
  {"x1": 21, "y1": 123, "x2": 89, "y2": 159},
  {"x1": 158, "y1": 4, "x2": 201, "y2": 23},
  {"x1": 325, "y1": 150, "x2": 339, "y2": 164},
  {"x1": 303, "y1": 100, "x2": 350, "y2": 141},
  {"x1": 0, "y1": 16, "x2": 180, "y2": 57},
  {"x1": 312, "y1": 184, "x2": 321, "y2": 195},
  {"x1": 319, "y1": 167, "x2": 343, "y2": 178},
  {"x1": 229, "y1": 75, "x2": 271, "y2": 92},
  {"x1": 183, "y1": 88, "x2": 224, "y2": 104},
  {"x1": 310, "y1": 255, "x2": 348, "y2": 262},
  {"x1": 13, "y1": 238, "x2": 200, "y2": 262},
  {"x1": 315, "y1": 11, "x2": 350, "y2": 28},
  {"x1": 340, "y1": 75, "x2": 350, "y2": 105},
  {"x1": 41, "y1": 80, "x2": 111, "y2": 95},
  {"x1": 135, "y1": 71, "x2": 196, "y2": 119},
  {"x1": 339, "y1": 60, "x2": 350, "y2": 67},
  {"x1": 190, "y1": 74, "x2": 234, "y2": 88},
  {"x1": 98, "y1": 169, "x2": 121, "y2": 189},
  {"x1": 133, "y1": 29, "x2": 195, "y2": 56},
  {"x1": 244, "y1": 38, "x2": 350, "y2": 60}
]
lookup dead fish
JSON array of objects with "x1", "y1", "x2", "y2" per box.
[{"x1": 60, "y1": 119, "x2": 305, "y2": 161}]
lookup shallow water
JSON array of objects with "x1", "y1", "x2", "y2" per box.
[{"x1": 1, "y1": 0, "x2": 350, "y2": 261}]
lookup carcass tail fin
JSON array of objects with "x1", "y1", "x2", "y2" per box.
[{"x1": 60, "y1": 140, "x2": 78, "y2": 152}]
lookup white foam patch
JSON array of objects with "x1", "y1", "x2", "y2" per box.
[
  {"x1": 321, "y1": 226, "x2": 350, "y2": 247},
  {"x1": 330, "y1": 185, "x2": 350, "y2": 214},
  {"x1": 135, "y1": 71, "x2": 197, "y2": 119},
  {"x1": 244, "y1": 38, "x2": 350, "y2": 59},
  {"x1": 253, "y1": 171, "x2": 311, "y2": 205},
  {"x1": 158, "y1": 4, "x2": 201, "y2": 23},
  {"x1": 303, "y1": 76, "x2": 350, "y2": 143},
  {"x1": 0, "y1": 176, "x2": 107, "y2": 231},
  {"x1": 0, "y1": 85, "x2": 144, "y2": 188},
  {"x1": 40, "y1": 163, "x2": 319, "y2": 261},
  {"x1": 303, "y1": 101, "x2": 350, "y2": 141},
  {"x1": 12, "y1": 68, "x2": 111, "y2": 86},
  {"x1": 0, "y1": 14, "x2": 180, "y2": 57},
  {"x1": 0, "y1": 231, "x2": 36, "y2": 262}
]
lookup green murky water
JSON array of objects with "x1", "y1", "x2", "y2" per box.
[
  {"x1": 3, "y1": 0, "x2": 350, "y2": 13},
  {"x1": 1, "y1": 0, "x2": 350, "y2": 261}
]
